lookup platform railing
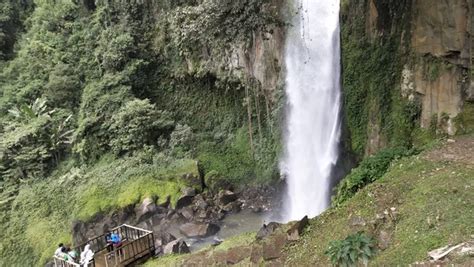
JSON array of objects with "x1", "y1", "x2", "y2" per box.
[
  {"x1": 53, "y1": 256, "x2": 81, "y2": 267},
  {"x1": 71, "y1": 224, "x2": 154, "y2": 267},
  {"x1": 104, "y1": 230, "x2": 154, "y2": 267}
]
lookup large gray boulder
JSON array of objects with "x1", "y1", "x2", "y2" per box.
[
  {"x1": 154, "y1": 232, "x2": 177, "y2": 255},
  {"x1": 135, "y1": 197, "x2": 159, "y2": 222},
  {"x1": 163, "y1": 239, "x2": 190, "y2": 254}
]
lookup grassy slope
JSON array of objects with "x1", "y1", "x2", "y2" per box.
[
  {"x1": 286, "y1": 136, "x2": 474, "y2": 265},
  {"x1": 142, "y1": 136, "x2": 474, "y2": 266}
]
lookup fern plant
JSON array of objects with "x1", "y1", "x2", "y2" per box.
[{"x1": 325, "y1": 232, "x2": 376, "y2": 267}]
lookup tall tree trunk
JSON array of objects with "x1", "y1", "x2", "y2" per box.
[
  {"x1": 254, "y1": 87, "x2": 263, "y2": 141},
  {"x1": 245, "y1": 86, "x2": 255, "y2": 155}
]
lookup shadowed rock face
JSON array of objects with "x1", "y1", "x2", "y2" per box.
[
  {"x1": 413, "y1": 66, "x2": 464, "y2": 135},
  {"x1": 412, "y1": 0, "x2": 471, "y2": 66},
  {"x1": 409, "y1": 0, "x2": 471, "y2": 135}
]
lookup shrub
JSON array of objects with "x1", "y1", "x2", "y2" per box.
[
  {"x1": 44, "y1": 63, "x2": 81, "y2": 108},
  {"x1": 325, "y1": 232, "x2": 376, "y2": 267},
  {"x1": 169, "y1": 124, "x2": 194, "y2": 157},
  {"x1": 95, "y1": 27, "x2": 135, "y2": 72},
  {"x1": 109, "y1": 99, "x2": 174, "y2": 155},
  {"x1": 332, "y1": 147, "x2": 417, "y2": 206}
]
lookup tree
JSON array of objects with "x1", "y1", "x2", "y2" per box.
[{"x1": 109, "y1": 98, "x2": 174, "y2": 156}]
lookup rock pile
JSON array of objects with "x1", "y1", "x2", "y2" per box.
[{"x1": 72, "y1": 186, "x2": 277, "y2": 257}]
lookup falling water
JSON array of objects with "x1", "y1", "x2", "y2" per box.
[{"x1": 281, "y1": 0, "x2": 342, "y2": 221}]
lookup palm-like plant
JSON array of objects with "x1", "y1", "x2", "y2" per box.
[
  {"x1": 8, "y1": 98, "x2": 54, "y2": 122},
  {"x1": 50, "y1": 114, "x2": 74, "y2": 164}
]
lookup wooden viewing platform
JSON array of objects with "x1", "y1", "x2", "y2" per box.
[{"x1": 54, "y1": 224, "x2": 155, "y2": 267}]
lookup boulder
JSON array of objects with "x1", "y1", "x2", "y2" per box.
[
  {"x1": 182, "y1": 187, "x2": 197, "y2": 197},
  {"x1": 175, "y1": 187, "x2": 198, "y2": 210},
  {"x1": 256, "y1": 222, "x2": 281, "y2": 240},
  {"x1": 150, "y1": 213, "x2": 166, "y2": 226},
  {"x1": 217, "y1": 190, "x2": 238, "y2": 206},
  {"x1": 262, "y1": 233, "x2": 287, "y2": 261},
  {"x1": 179, "y1": 207, "x2": 194, "y2": 221},
  {"x1": 176, "y1": 195, "x2": 194, "y2": 210},
  {"x1": 194, "y1": 197, "x2": 209, "y2": 210},
  {"x1": 250, "y1": 244, "x2": 263, "y2": 264},
  {"x1": 179, "y1": 222, "x2": 220, "y2": 238},
  {"x1": 240, "y1": 186, "x2": 277, "y2": 212},
  {"x1": 154, "y1": 232, "x2": 176, "y2": 255},
  {"x1": 225, "y1": 246, "x2": 251, "y2": 264},
  {"x1": 135, "y1": 197, "x2": 159, "y2": 222},
  {"x1": 166, "y1": 209, "x2": 175, "y2": 219},
  {"x1": 158, "y1": 232, "x2": 177, "y2": 246},
  {"x1": 222, "y1": 201, "x2": 242, "y2": 213},
  {"x1": 163, "y1": 239, "x2": 190, "y2": 254},
  {"x1": 287, "y1": 216, "x2": 309, "y2": 241},
  {"x1": 195, "y1": 209, "x2": 211, "y2": 221}
]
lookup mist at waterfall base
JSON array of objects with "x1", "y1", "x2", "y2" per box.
[{"x1": 280, "y1": 0, "x2": 342, "y2": 222}]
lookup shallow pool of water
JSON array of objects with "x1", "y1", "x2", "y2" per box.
[{"x1": 185, "y1": 210, "x2": 271, "y2": 252}]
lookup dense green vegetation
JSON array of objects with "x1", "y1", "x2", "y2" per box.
[
  {"x1": 341, "y1": 0, "x2": 417, "y2": 156},
  {"x1": 1, "y1": 0, "x2": 471, "y2": 266},
  {"x1": 455, "y1": 102, "x2": 474, "y2": 135},
  {"x1": 0, "y1": 0, "x2": 281, "y2": 265}
]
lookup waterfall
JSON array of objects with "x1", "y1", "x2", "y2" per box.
[{"x1": 281, "y1": 0, "x2": 342, "y2": 221}]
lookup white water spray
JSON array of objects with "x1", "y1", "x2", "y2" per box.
[{"x1": 281, "y1": 0, "x2": 342, "y2": 221}]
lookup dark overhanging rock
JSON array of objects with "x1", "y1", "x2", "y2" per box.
[
  {"x1": 176, "y1": 194, "x2": 194, "y2": 210},
  {"x1": 286, "y1": 215, "x2": 309, "y2": 241},
  {"x1": 217, "y1": 190, "x2": 238, "y2": 206}
]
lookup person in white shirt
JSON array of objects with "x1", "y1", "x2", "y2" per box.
[
  {"x1": 54, "y1": 243, "x2": 65, "y2": 257},
  {"x1": 80, "y1": 244, "x2": 94, "y2": 267}
]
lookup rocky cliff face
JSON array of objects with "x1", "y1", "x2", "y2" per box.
[
  {"x1": 176, "y1": 0, "x2": 286, "y2": 104},
  {"x1": 212, "y1": 0, "x2": 472, "y2": 155},
  {"x1": 342, "y1": 0, "x2": 472, "y2": 156},
  {"x1": 408, "y1": 0, "x2": 472, "y2": 135}
]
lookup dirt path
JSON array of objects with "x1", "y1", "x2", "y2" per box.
[{"x1": 423, "y1": 135, "x2": 474, "y2": 167}]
